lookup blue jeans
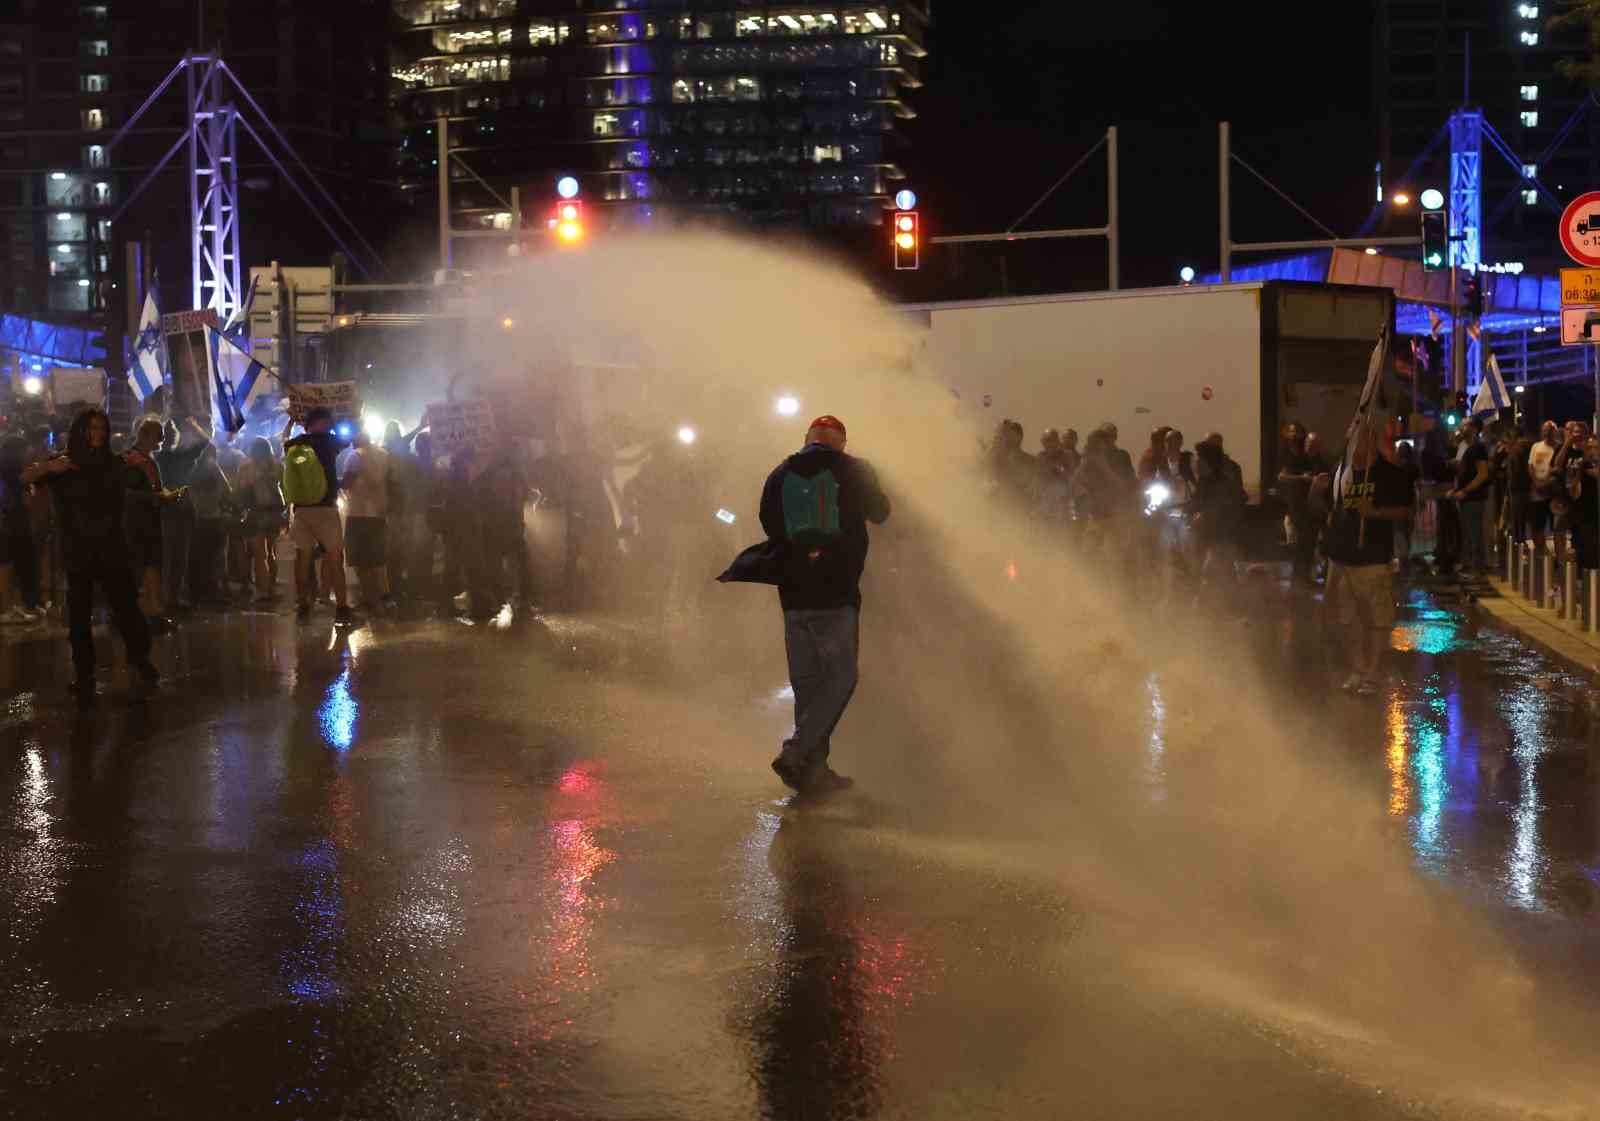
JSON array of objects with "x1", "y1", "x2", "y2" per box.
[
  {"x1": 1458, "y1": 499, "x2": 1488, "y2": 575},
  {"x1": 780, "y1": 606, "x2": 860, "y2": 773}
]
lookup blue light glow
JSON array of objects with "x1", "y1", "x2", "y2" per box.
[
  {"x1": 317, "y1": 668, "x2": 357, "y2": 751},
  {"x1": 894, "y1": 188, "x2": 917, "y2": 211},
  {"x1": 557, "y1": 176, "x2": 580, "y2": 199}
]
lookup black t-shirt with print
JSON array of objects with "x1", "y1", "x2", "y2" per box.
[{"x1": 1323, "y1": 457, "x2": 1413, "y2": 567}]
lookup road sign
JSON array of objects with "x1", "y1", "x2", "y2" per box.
[
  {"x1": 1560, "y1": 305, "x2": 1600, "y2": 346},
  {"x1": 1562, "y1": 267, "x2": 1600, "y2": 305},
  {"x1": 1558, "y1": 191, "x2": 1600, "y2": 267}
]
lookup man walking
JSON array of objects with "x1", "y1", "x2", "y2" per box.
[
  {"x1": 720, "y1": 415, "x2": 890, "y2": 796},
  {"x1": 284, "y1": 407, "x2": 355, "y2": 626}
]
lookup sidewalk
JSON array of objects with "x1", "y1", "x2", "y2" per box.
[{"x1": 1476, "y1": 575, "x2": 1600, "y2": 677}]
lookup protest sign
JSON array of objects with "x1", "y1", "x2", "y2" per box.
[
  {"x1": 287, "y1": 381, "x2": 361, "y2": 423},
  {"x1": 47, "y1": 367, "x2": 106, "y2": 412},
  {"x1": 161, "y1": 309, "x2": 220, "y2": 420},
  {"x1": 425, "y1": 399, "x2": 496, "y2": 453}
]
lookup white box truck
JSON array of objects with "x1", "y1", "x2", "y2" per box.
[{"x1": 905, "y1": 281, "x2": 1396, "y2": 499}]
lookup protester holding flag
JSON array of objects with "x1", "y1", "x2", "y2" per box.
[{"x1": 1325, "y1": 425, "x2": 1412, "y2": 695}]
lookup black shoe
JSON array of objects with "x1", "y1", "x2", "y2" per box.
[
  {"x1": 333, "y1": 606, "x2": 357, "y2": 628},
  {"x1": 130, "y1": 661, "x2": 159, "y2": 700},
  {"x1": 771, "y1": 754, "x2": 806, "y2": 791},
  {"x1": 802, "y1": 766, "x2": 855, "y2": 797},
  {"x1": 296, "y1": 602, "x2": 313, "y2": 623}
]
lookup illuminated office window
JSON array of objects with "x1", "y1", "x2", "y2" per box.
[
  {"x1": 1520, "y1": 31, "x2": 1539, "y2": 45},
  {"x1": 1520, "y1": 110, "x2": 1539, "y2": 127},
  {"x1": 1523, "y1": 163, "x2": 1538, "y2": 178},
  {"x1": 1520, "y1": 84, "x2": 1538, "y2": 100},
  {"x1": 1523, "y1": 189, "x2": 1538, "y2": 205}
]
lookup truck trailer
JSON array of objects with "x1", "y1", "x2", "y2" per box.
[{"x1": 906, "y1": 280, "x2": 1397, "y2": 498}]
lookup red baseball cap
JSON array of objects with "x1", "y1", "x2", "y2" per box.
[{"x1": 807, "y1": 415, "x2": 847, "y2": 437}]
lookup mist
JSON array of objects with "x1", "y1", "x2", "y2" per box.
[{"x1": 396, "y1": 229, "x2": 1597, "y2": 1117}]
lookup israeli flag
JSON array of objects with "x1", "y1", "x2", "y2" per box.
[
  {"x1": 206, "y1": 324, "x2": 276, "y2": 434},
  {"x1": 1472, "y1": 353, "x2": 1511, "y2": 417},
  {"x1": 128, "y1": 283, "x2": 166, "y2": 403},
  {"x1": 1335, "y1": 323, "x2": 1390, "y2": 507},
  {"x1": 223, "y1": 274, "x2": 258, "y2": 341}
]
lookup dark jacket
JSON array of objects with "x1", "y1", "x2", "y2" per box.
[
  {"x1": 720, "y1": 444, "x2": 890, "y2": 610},
  {"x1": 43, "y1": 413, "x2": 138, "y2": 573}
]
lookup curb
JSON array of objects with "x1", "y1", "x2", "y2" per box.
[{"x1": 1475, "y1": 578, "x2": 1600, "y2": 679}]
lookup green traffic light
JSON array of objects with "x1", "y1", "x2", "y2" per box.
[
  {"x1": 1445, "y1": 413, "x2": 1459, "y2": 426},
  {"x1": 1426, "y1": 252, "x2": 1443, "y2": 266}
]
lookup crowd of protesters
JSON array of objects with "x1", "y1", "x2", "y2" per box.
[
  {"x1": 981, "y1": 409, "x2": 1600, "y2": 599},
  {"x1": 984, "y1": 418, "x2": 1249, "y2": 588},
  {"x1": 0, "y1": 400, "x2": 551, "y2": 651}
]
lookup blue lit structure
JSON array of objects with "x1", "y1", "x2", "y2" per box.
[{"x1": 1450, "y1": 110, "x2": 1483, "y2": 387}]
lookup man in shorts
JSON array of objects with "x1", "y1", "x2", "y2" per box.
[
  {"x1": 285, "y1": 407, "x2": 354, "y2": 626},
  {"x1": 338, "y1": 430, "x2": 394, "y2": 612},
  {"x1": 1323, "y1": 425, "x2": 1414, "y2": 695}
]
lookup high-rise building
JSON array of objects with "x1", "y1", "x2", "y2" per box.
[
  {"x1": 390, "y1": 1, "x2": 929, "y2": 270},
  {"x1": 0, "y1": 0, "x2": 390, "y2": 376},
  {"x1": 1374, "y1": 0, "x2": 1600, "y2": 268}
]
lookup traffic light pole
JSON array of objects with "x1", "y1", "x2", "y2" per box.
[{"x1": 928, "y1": 126, "x2": 1120, "y2": 290}]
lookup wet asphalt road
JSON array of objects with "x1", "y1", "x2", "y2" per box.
[{"x1": 2, "y1": 579, "x2": 1600, "y2": 1121}]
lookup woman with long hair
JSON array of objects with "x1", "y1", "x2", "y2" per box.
[
  {"x1": 236, "y1": 436, "x2": 285, "y2": 604},
  {"x1": 21, "y1": 408, "x2": 158, "y2": 702}
]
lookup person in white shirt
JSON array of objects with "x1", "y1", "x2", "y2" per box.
[
  {"x1": 1527, "y1": 420, "x2": 1561, "y2": 559},
  {"x1": 338, "y1": 432, "x2": 395, "y2": 611}
]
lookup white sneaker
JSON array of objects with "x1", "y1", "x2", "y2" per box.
[{"x1": 1340, "y1": 673, "x2": 1362, "y2": 692}]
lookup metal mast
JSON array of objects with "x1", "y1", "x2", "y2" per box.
[
  {"x1": 1449, "y1": 109, "x2": 1483, "y2": 389},
  {"x1": 186, "y1": 52, "x2": 242, "y2": 323}
]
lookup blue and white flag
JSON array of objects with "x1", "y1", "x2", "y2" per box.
[
  {"x1": 206, "y1": 324, "x2": 276, "y2": 434},
  {"x1": 128, "y1": 282, "x2": 166, "y2": 403},
  {"x1": 1472, "y1": 353, "x2": 1511, "y2": 417},
  {"x1": 223, "y1": 274, "x2": 259, "y2": 341},
  {"x1": 1334, "y1": 323, "x2": 1390, "y2": 507}
]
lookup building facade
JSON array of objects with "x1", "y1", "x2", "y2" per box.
[
  {"x1": 0, "y1": 0, "x2": 390, "y2": 375},
  {"x1": 1375, "y1": 0, "x2": 1600, "y2": 269},
  {"x1": 391, "y1": 1, "x2": 929, "y2": 268}
]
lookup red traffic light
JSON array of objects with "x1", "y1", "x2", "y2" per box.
[
  {"x1": 892, "y1": 210, "x2": 919, "y2": 270},
  {"x1": 554, "y1": 198, "x2": 584, "y2": 243}
]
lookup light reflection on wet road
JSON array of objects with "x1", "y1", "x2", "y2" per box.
[{"x1": 0, "y1": 586, "x2": 1597, "y2": 1119}]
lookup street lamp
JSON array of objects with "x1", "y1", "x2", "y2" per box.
[
  {"x1": 775, "y1": 395, "x2": 800, "y2": 417},
  {"x1": 1179, "y1": 266, "x2": 1195, "y2": 284},
  {"x1": 21, "y1": 375, "x2": 43, "y2": 396},
  {"x1": 1391, "y1": 191, "x2": 1412, "y2": 207},
  {"x1": 677, "y1": 425, "x2": 697, "y2": 446}
]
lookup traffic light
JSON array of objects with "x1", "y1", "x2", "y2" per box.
[
  {"x1": 1421, "y1": 209, "x2": 1447, "y2": 271},
  {"x1": 554, "y1": 199, "x2": 584, "y2": 244},
  {"x1": 892, "y1": 210, "x2": 919, "y2": 270},
  {"x1": 1463, "y1": 275, "x2": 1483, "y2": 318}
]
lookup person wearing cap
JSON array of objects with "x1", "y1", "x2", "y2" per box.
[{"x1": 719, "y1": 414, "x2": 891, "y2": 796}]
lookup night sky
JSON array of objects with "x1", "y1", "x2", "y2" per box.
[{"x1": 902, "y1": 0, "x2": 1381, "y2": 291}]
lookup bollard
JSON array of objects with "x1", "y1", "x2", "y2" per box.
[
  {"x1": 1590, "y1": 570, "x2": 1599, "y2": 633},
  {"x1": 1502, "y1": 533, "x2": 1515, "y2": 583},
  {"x1": 1523, "y1": 541, "x2": 1537, "y2": 599},
  {"x1": 1567, "y1": 558, "x2": 1581, "y2": 621},
  {"x1": 1540, "y1": 550, "x2": 1554, "y2": 610}
]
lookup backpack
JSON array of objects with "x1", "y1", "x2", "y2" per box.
[
  {"x1": 782, "y1": 468, "x2": 844, "y2": 547},
  {"x1": 281, "y1": 443, "x2": 328, "y2": 506}
]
